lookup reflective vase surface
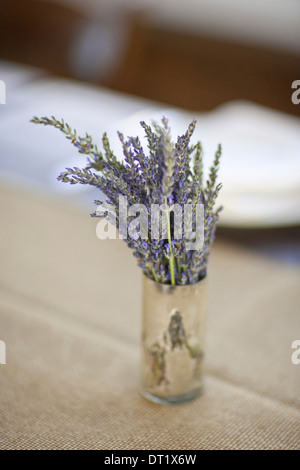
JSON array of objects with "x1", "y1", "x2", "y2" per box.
[{"x1": 140, "y1": 274, "x2": 207, "y2": 405}]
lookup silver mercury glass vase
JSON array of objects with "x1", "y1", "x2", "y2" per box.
[{"x1": 140, "y1": 274, "x2": 207, "y2": 405}]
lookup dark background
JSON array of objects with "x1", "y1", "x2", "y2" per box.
[{"x1": 0, "y1": 0, "x2": 299, "y2": 116}]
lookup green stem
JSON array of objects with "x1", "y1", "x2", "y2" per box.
[
  {"x1": 169, "y1": 256, "x2": 175, "y2": 286},
  {"x1": 165, "y1": 198, "x2": 176, "y2": 285},
  {"x1": 151, "y1": 266, "x2": 159, "y2": 283}
]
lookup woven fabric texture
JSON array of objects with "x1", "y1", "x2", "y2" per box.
[{"x1": 0, "y1": 183, "x2": 299, "y2": 450}]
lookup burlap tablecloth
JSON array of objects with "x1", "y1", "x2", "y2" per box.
[{"x1": 0, "y1": 182, "x2": 299, "y2": 450}]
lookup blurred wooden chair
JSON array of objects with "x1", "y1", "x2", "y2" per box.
[
  {"x1": 0, "y1": 0, "x2": 145, "y2": 84},
  {"x1": 110, "y1": 22, "x2": 300, "y2": 117},
  {"x1": 0, "y1": 0, "x2": 86, "y2": 77}
]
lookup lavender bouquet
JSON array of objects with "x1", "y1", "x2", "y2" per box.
[{"x1": 31, "y1": 116, "x2": 222, "y2": 286}]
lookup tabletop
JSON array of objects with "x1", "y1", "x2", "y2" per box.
[{"x1": 0, "y1": 182, "x2": 299, "y2": 450}]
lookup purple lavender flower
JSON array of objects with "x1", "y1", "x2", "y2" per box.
[{"x1": 31, "y1": 115, "x2": 222, "y2": 285}]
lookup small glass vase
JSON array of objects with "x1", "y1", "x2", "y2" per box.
[{"x1": 140, "y1": 274, "x2": 207, "y2": 405}]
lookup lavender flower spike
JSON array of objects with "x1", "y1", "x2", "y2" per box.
[{"x1": 31, "y1": 115, "x2": 222, "y2": 286}]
